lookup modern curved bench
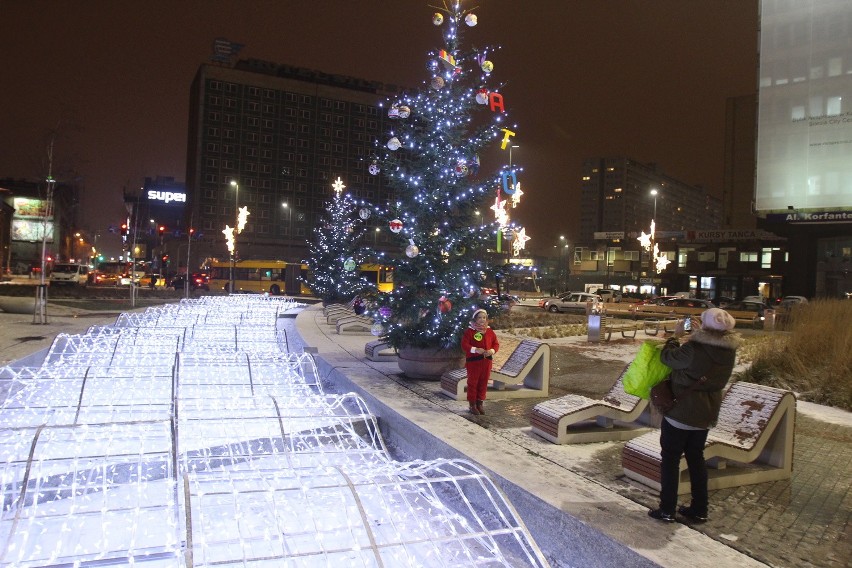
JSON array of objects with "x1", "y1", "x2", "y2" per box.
[
  {"x1": 530, "y1": 365, "x2": 652, "y2": 444},
  {"x1": 622, "y1": 381, "x2": 796, "y2": 493}
]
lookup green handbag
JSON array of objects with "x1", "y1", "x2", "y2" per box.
[{"x1": 622, "y1": 341, "x2": 671, "y2": 399}]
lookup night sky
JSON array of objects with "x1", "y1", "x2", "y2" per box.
[{"x1": 1, "y1": 0, "x2": 759, "y2": 256}]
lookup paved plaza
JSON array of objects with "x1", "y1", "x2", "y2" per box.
[{"x1": 0, "y1": 298, "x2": 849, "y2": 567}]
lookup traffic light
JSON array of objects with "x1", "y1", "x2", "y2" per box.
[
  {"x1": 161, "y1": 254, "x2": 169, "y2": 264},
  {"x1": 158, "y1": 225, "x2": 166, "y2": 237},
  {"x1": 120, "y1": 223, "x2": 128, "y2": 236}
]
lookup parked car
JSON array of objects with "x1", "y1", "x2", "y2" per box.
[
  {"x1": 742, "y1": 295, "x2": 768, "y2": 304},
  {"x1": 49, "y1": 263, "x2": 89, "y2": 286},
  {"x1": 482, "y1": 293, "x2": 519, "y2": 310},
  {"x1": 593, "y1": 289, "x2": 622, "y2": 303},
  {"x1": 661, "y1": 298, "x2": 715, "y2": 310},
  {"x1": 91, "y1": 271, "x2": 120, "y2": 286},
  {"x1": 169, "y1": 273, "x2": 210, "y2": 291},
  {"x1": 778, "y1": 295, "x2": 808, "y2": 308},
  {"x1": 714, "y1": 296, "x2": 736, "y2": 308},
  {"x1": 723, "y1": 300, "x2": 768, "y2": 328},
  {"x1": 539, "y1": 292, "x2": 602, "y2": 313}
]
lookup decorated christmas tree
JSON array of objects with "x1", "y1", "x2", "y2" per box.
[
  {"x1": 370, "y1": 3, "x2": 528, "y2": 350},
  {"x1": 305, "y1": 177, "x2": 369, "y2": 303}
]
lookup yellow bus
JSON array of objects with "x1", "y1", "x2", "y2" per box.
[
  {"x1": 206, "y1": 259, "x2": 309, "y2": 295},
  {"x1": 206, "y1": 260, "x2": 393, "y2": 296}
]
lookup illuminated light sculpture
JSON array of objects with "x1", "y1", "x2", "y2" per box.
[
  {"x1": 0, "y1": 296, "x2": 548, "y2": 567},
  {"x1": 637, "y1": 218, "x2": 669, "y2": 274}
]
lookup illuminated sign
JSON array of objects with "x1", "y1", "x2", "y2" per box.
[
  {"x1": 12, "y1": 219, "x2": 54, "y2": 242},
  {"x1": 756, "y1": 1, "x2": 852, "y2": 213},
  {"x1": 13, "y1": 197, "x2": 50, "y2": 218},
  {"x1": 147, "y1": 190, "x2": 186, "y2": 204}
]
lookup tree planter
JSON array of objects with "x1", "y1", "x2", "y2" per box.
[{"x1": 397, "y1": 345, "x2": 464, "y2": 380}]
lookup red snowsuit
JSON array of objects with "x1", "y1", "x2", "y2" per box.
[{"x1": 461, "y1": 325, "x2": 500, "y2": 403}]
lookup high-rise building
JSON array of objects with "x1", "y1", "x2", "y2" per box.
[
  {"x1": 579, "y1": 157, "x2": 722, "y2": 244},
  {"x1": 186, "y1": 59, "x2": 397, "y2": 263}
]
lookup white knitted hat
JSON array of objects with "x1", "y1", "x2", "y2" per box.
[{"x1": 701, "y1": 308, "x2": 736, "y2": 331}]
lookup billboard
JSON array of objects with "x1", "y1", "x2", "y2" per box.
[
  {"x1": 12, "y1": 219, "x2": 54, "y2": 242},
  {"x1": 756, "y1": 0, "x2": 852, "y2": 213}
]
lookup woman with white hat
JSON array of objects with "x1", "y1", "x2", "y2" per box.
[
  {"x1": 648, "y1": 308, "x2": 742, "y2": 524},
  {"x1": 461, "y1": 308, "x2": 500, "y2": 415}
]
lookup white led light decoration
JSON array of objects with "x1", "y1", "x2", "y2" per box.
[{"x1": 0, "y1": 296, "x2": 548, "y2": 567}]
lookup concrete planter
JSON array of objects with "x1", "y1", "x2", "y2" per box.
[
  {"x1": 397, "y1": 345, "x2": 464, "y2": 380},
  {"x1": 0, "y1": 296, "x2": 39, "y2": 314}
]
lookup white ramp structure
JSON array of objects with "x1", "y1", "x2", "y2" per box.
[{"x1": 0, "y1": 296, "x2": 548, "y2": 567}]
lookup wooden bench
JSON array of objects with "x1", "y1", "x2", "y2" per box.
[
  {"x1": 622, "y1": 382, "x2": 796, "y2": 493},
  {"x1": 364, "y1": 339, "x2": 397, "y2": 362},
  {"x1": 530, "y1": 365, "x2": 652, "y2": 444},
  {"x1": 601, "y1": 316, "x2": 642, "y2": 341},
  {"x1": 335, "y1": 314, "x2": 375, "y2": 334},
  {"x1": 439, "y1": 337, "x2": 550, "y2": 400}
]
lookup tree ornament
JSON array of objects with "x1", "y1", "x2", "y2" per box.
[
  {"x1": 368, "y1": 162, "x2": 380, "y2": 175},
  {"x1": 465, "y1": 13, "x2": 478, "y2": 27},
  {"x1": 388, "y1": 106, "x2": 400, "y2": 119},
  {"x1": 469, "y1": 155, "x2": 481, "y2": 176},
  {"x1": 438, "y1": 296, "x2": 452, "y2": 313},
  {"x1": 431, "y1": 76, "x2": 445, "y2": 90},
  {"x1": 379, "y1": 306, "x2": 392, "y2": 319},
  {"x1": 475, "y1": 89, "x2": 489, "y2": 105},
  {"x1": 432, "y1": 12, "x2": 443, "y2": 25},
  {"x1": 405, "y1": 239, "x2": 419, "y2": 258},
  {"x1": 389, "y1": 219, "x2": 403, "y2": 233},
  {"x1": 453, "y1": 244, "x2": 466, "y2": 256},
  {"x1": 397, "y1": 105, "x2": 411, "y2": 119},
  {"x1": 387, "y1": 137, "x2": 401, "y2": 151},
  {"x1": 359, "y1": 207, "x2": 371, "y2": 220},
  {"x1": 454, "y1": 162, "x2": 469, "y2": 177},
  {"x1": 371, "y1": 323, "x2": 384, "y2": 336},
  {"x1": 481, "y1": 60, "x2": 494, "y2": 73},
  {"x1": 343, "y1": 257, "x2": 357, "y2": 272}
]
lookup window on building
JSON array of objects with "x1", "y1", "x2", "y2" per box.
[
  {"x1": 226, "y1": 83, "x2": 238, "y2": 93},
  {"x1": 247, "y1": 117, "x2": 259, "y2": 127},
  {"x1": 223, "y1": 144, "x2": 235, "y2": 154},
  {"x1": 739, "y1": 252, "x2": 759, "y2": 262},
  {"x1": 263, "y1": 105, "x2": 274, "y2": 114},
  {"x1": 761, "y1": 247, "x2": 780, "y2": 268},
  {"x1": 202, "y1": 205, "x2": 214, "y2": 214},
  {"x1": 623, "y1": 250, "x2": 639, "y2": 261},
  {"x1": 206, "y1": 158, "x2": 218, "y2": 167},
  {"x1": 224, "y1": 129, "x2": 235, "y2": 139},
  {"x1": 209, "y1": 95, "x2": 221, "y2": 105},
  {"x1": 285, "y1": 108, "x2": 296, "y2": 117},
  {"x1": 209, "y1": 80, "x2": 221, "y2": 90},
  {"x1": 301, "y1": 95, "x2": 312, "y2": 105},
  {"x1": 247, "y1": 101, "x2": 259, "y2": 111},
  {"x1": 206, "y1": 143, "x2": 219, "y2": 152},
  {"x1": 224, "y1": 114, "x2": 236, "y2": 124},
  {"x1": 248, "y1": 87, "x2": 260, "y2": 97},
  {"x1": 207, "y1": 127, "x2": 219, "y2": 137},
  {"x1": 208, "y1": 111, "x2": 220, "y2": 121},
  {"x1": 301, "y1": 110, "x2": 311, "y2": 120},
  {"x1": 698, "y1": 251, "x2": 716, "y2": 262},
  {"x1": 204, "y1": 174, "x2": 217, "y2": 183},
  {"x1": 225, "y1": 98, "x2": 236, "y2": 108},
  {"x1": 246, "y1": 133, "x2": 257, "y2": 142},
  {"x1": 261, "y1": 149, "x2": 272, "y2": 159},
  {"x1": 262, "y1": 134, "x2": 273, "y2": 144}
]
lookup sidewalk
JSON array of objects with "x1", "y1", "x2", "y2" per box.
[
  {"x1": 292, "y1": 305, "x2": 851, "y2": 568},
  {"x1": 0, "y1": 301, "x2": 848, "y2": 567}
]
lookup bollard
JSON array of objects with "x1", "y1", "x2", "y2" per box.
[
  {"x1": 764, "y1": 308, "x2": 775, "y2": 331},
  {"x1": 587, "y1": 314, "x2": 601, "y2": 342}
]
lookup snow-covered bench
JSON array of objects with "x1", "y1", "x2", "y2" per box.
[
  {"x1": 530, "y1": 365, "x2": 652, "y2": 444},
  {"x1": 622, "y1": 382, "x2": 796, "y2": 493},
  {"x1": 439, "y1": 337, "x2": 550, "y2": 400}
]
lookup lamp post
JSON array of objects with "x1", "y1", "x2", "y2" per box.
[
  {"x1": 230, "y1": 180, "x2": 239, "y2": 292},
  {"x1": 648, "y1": 188, "x2": 658, "y2": 294},
  {"x1": 282, "y1": 201, "x2": 291, "y2": 262}
]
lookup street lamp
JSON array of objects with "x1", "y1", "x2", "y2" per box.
[
  {"x1": 282, "y1": 201, "x2": 291, "y2": 262},
  {"x1": 650, "y1": 188, "x2": 658, "y2": 221},
  {"x1": 230, "y1": 180, "x2": 239, "y2": 292}
]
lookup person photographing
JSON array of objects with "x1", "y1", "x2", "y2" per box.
[
  {"x1": 648, "y1": 308, "x2": 742, "y2": 523},
  {"x1": 461, "y1": 309, "x2": 499, "y2": 415}
]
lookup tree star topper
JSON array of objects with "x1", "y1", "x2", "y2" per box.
[{"x1": 332, "y1": 177, "x2": 346, "y2": 196}]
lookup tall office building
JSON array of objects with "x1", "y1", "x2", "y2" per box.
[
  {"x1": 186, "y1": 59, "x2": 397, "y2": 263},
  {"x1": 579, "y1": 157, "x2": 722, "y2": 244}
]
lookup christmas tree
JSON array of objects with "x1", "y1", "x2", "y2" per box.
[
  {"x1": 305, "y1": 177, "x2": 369, "y2": 303},
  {"x1": 370, "y1": 3, "x2": 525, "y2": 349}
]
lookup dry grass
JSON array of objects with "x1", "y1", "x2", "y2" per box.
[
  {"x1": 493, "y1": 302, "x2": 852, "y2": 411},
  {"x1": 734, "y1": 299, "x2": 852, "y2": 411}
]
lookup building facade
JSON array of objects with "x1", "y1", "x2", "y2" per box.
[{"x1": 186, "y1": 59, "x2": 397, "y2": 265}]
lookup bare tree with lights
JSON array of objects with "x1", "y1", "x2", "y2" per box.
[{"x1": 369, "y1": 3, "x2": 523, "y2": 352}]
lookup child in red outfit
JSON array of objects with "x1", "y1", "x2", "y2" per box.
[{"x1": 461, "y1": 309, "x2": 500, "y2": 415}]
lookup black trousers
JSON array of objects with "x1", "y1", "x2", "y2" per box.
[{"x1": 659, "y1": 418, "x2": 709, "y2": 515}]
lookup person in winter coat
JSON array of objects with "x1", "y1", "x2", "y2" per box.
[
  {"x1": 648, "y1": 308, "x2": 742, "y2": 523},
  {"x1": 461, "y1": 308, "x2": 499, "y2": 415}
]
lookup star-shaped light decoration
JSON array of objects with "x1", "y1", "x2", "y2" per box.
[
  {"x1": 654, "y1": 249, "x2": 672, "y2": 272},
  {"x1": 237, "y1": 206, "x2": 250, "y2": 233},
  {"x1": 510, "y1": 182, "x2": 524, "y2": 208},
  {"x1": 332, "y1": 177, "x2": 346, "y2": 196},
  {"x1": 223, "y1": 225, "x2": 235, "y2": 253},
  {"x1": 512, "y1": 226, "x2": 531, "y2": 256},
  {"x1": 491, "y1": 196, "x2": 509, "y2": 226},
  {"x1": 637, "y1": 219, "x2": 655, "y2": 251}
]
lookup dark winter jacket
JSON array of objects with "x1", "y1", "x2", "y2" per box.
[{"x1": 659, "y1": 329, "x2": 742, "y2": 429}]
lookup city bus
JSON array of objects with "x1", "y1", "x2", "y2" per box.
[{"x1": 206, "y1": 259, "x2": 393, "y2": 296}]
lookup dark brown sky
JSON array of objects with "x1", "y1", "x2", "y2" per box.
[{"x1": 1, "y1": 0, "x2": 759, "y2": 256}]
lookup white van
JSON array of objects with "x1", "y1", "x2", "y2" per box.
[{"x1": 50, "y1": 263, "x2": 89, "y2": 286}]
